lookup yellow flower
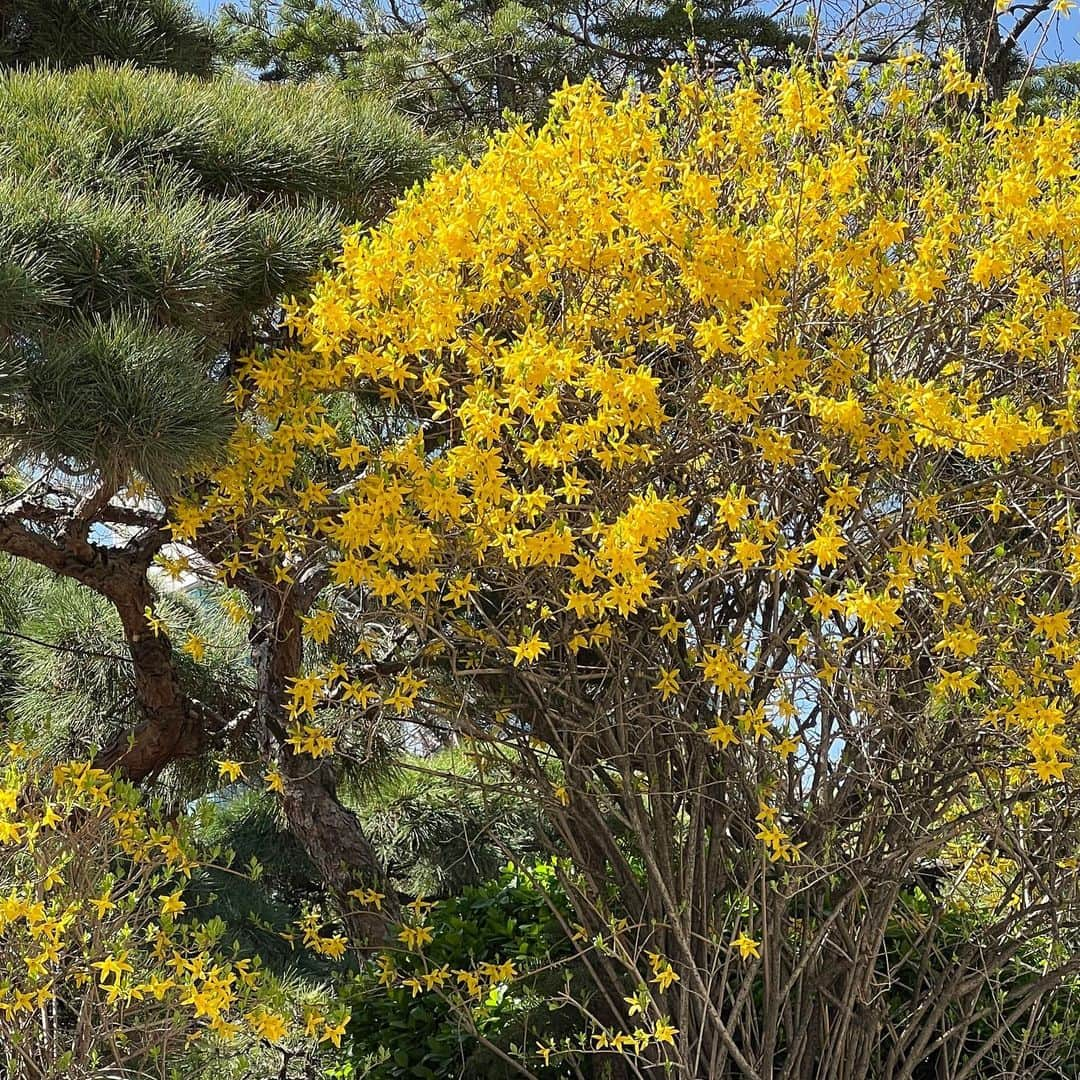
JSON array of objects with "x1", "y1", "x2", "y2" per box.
[
  {"x1": 143, "y1": 606, "x2": 168, "y2": 637},
  {"x1": 181, "y1": 633, "x2": 208, "y2": 662},
  {"x1": 249, "y1": 1010, "x2": 287, "y2": 1043},
  {"x1": 1031, "y1": 610, "x2": 1071, "y2": 641},
  {"x1": 158, "y1": 891, "x2": 186, "y2": 917},
  {"x1": 89, "y1": 892, "x2": 116, "y2": 919},
  {"x1": 656, "y1": 607, "x2": 685, "y2": 641},
  {"x1": 146, "y1": 975, "x2": 175, "y2": 1000},
  {"x1": 653, "y1": 667, "x2": 680, "y2": 700},
  {"x1": 804, "y1": 523, "x2": 847, "y2": 569},
  {"x1": 320, "y1": 1015, "x2": 349, "y2": 1047},
  {"x1": 509, "y1": 632, "x2": 549, "y2": 666},
  {"x1": 704, "y1": 721, "x2": 739, "y2": 748},
  {"x1": 347, "y1": 887, "x2": 385, "y2": 910},
  {"x1": 731, "y1": 933, "x2": 761, "y2": 960},
  {"x1": 653, "y1": 1018, "x2": 679, "y2": 1045},
  {"x1": 1032, "y1": 757, "x2": 1072, "y2": 782},
  {"x1": 301, "y1": 608, "x2": 336, "y2": 645},
  {"x1": 397, "y1": 923, "x2": 435, "y2": 951},
  {"x1": 767, "y1": 734, "x2": 795, "y2": 760},
  {"x1": 217, "y1": 759, "x2": 244, "y2": 783},
  {"x1": 92, "y1": 951, "x2": 133, "y2": 983}
]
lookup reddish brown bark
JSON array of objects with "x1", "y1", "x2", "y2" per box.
[
  {"x1": 0, "y1": 510, "x2": 213, "y2": 779},
  {"x1": 95, "y1": 568, "x2": 219, "y2": 780}
]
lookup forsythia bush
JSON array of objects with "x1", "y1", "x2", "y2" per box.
[
  {"x1": 0, "y1": 744, "x2": 348, "y2": 1079},
  {"x1": 162, "y1": 54, "x2": 1080, "y2": 1076}
]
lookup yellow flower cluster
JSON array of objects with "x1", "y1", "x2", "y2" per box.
[
  {"x1": 0, "y1": 745, "x2": 343, "y2": 1066},
  {"x1": 190, "y1": 58, "x2": 1080, "y2": 865}
]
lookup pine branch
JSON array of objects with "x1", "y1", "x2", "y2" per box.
[{"x1": 0, "y1": 503, "x2": 228, "y2": 780}]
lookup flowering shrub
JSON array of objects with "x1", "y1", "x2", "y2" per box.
[
  {"x1": 0, "y1": 745, "x2": 347, "y2": 1078},
  {"x1": 163, "y1": 54, "x2": 1080, "y2": 1075}
]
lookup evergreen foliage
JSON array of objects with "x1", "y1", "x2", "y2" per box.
[
  {"x1": 351, "y1": 751, "x2": 544, "y2": 896},
  {"x1": 0, "y1": 13, "x2": 432, "y2": 955},
  {"x1": 219, "y1": 0, "x2": 804, "y2": 135},
  {"x1": 220, "y1": 0, "x2": 1060, "y2": 132},
  {"x1": 339, "y1": 862, "x2": 581, "y2": 1079},
  {"x1": 0, "y1": 64, "x2": 430, "y2": 486},
  {"x1": 188, "y1": 788, "x2": 333, "y2": 976},
  {"x1": 0, "y1": 0, "x2": 220, "y2": 72},
  {"x1": 0, "y1": 556, "x2": 251, "y2": 795}
]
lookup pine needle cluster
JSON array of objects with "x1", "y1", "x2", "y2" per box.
[{"x1": 0, "y1": 64, "x2": 430, "y2": 487}]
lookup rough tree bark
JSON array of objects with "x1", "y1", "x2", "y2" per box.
[
  {"x1": 0, "y1": 503, "x2": 214, "y2": 778},
  {"x1": 249, "y1": 578, "x2": 399, "y2": 942}
]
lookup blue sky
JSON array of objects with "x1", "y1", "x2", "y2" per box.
[{"x1": 1023, "y1": 9, "x2": 1080, "y2": 63}]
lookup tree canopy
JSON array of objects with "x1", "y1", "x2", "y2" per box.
[
  {"x1": 0, "y1": 64, "x2": 429, "y2": 486},
  {"x1": 219, "y1": 0, "x2": 805, "y2": 135}
]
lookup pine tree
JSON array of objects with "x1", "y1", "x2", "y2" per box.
[
  {"x1": 0, "y1": 1, "x2": 430, "y2": 934},
  {"x1": 220, "y1": 0, "x2": 1057, "y2": 130},
  {"x1": 0, "y1": 0, "x2": 220, "y2": 71},
  {"x1": 219, "y1": 0, "x2": 805, "y2": 137}
]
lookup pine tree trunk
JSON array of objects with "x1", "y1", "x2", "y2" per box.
[{"x1": 250, "y1": 581, "x2": 399, "y2": 943}]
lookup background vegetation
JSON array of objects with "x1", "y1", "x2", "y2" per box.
[{"x1": 3, "y1": 1, "x2": 1080, "y2": 1078}]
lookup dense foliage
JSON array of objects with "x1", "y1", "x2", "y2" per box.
[
  {"x1": 6, "y1": 0, "x2": 1080, "y2": 1076},
  {"x1": 0, "y1": 0, "x2": 219, "y2": 72},
  {"x1": 220, "y1": 0, "x2": 802, "y2": 136},
  {"x1": 0, "y1": 64, "x2": 428, "y2": 486},
  {"x1": 338, "y1": 862, "x2": 581, "y2": 1078},
  {"x1": 172, "y1": 56, "x2": 1080, "y2": 1077},
  {"x1": 218, "y1": 0, "x2": 1058, "y2": 141}
]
